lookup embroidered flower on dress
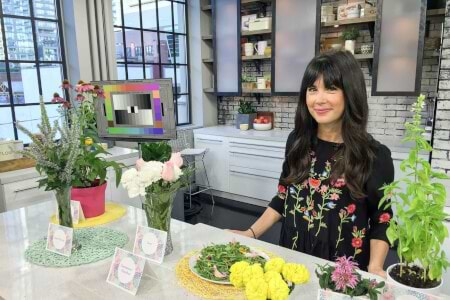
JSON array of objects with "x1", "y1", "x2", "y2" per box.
[
  {"x1": 379, "y1": 212, "x2": 391, "y2": 223},
  {"x1": 351, "y1": 237, "x2": 363, "y2": 248},
  {"x1": 346, "y1": 204, "x2": 356, "y2": 214},
  {"x1": 309, "y1": 178, "x2": 321, "y2": 189},
  {"x1": 330, "y1": 193, "x2": 340, "y2": 201}
]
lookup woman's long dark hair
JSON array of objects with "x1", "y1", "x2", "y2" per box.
[{"x1": 282, "y1": 51, "x2": 377, "y2": 199}]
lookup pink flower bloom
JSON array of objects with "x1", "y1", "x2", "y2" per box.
[
  {"x1": 76, "y1": 94, "x2": 85, "y2": 102},
  {"x1": 135, "y1": 158, "x2": 145, "y2": 171},
  {"x1": 96, "y1": 89, "x2": 105, "y2": 99},
  {"x1": 320, "y1": 185, "x2": 328, "y2": 194},
  {"x1": 346, "y1": 204, "x2": 356, "y2": 214},
  {"x1": 379, "y1": 212, "x2": 391, "y2": 223},
  {"x1": 161, "y1": 161, "x2": 176, "y2": 182},
  {"x1": 60, "y1": 79, "x2": 72, "y2": 90},
  {"x1": 331, "y1": 256, "x2": 360, "y2": 291},
  {"x1": 330, "y1": 193, "x2": 340, "y2": 201},
  {"x1": 51, "y1": 92, "x2": 64, "y2": 103},
  {"x1": 75, "y1": 84, "x2": 95, "y2": 93},
  {"x1": 169, "y1": 152, "x2": 183, "y2": 168},
  {"x1": 278, "y1": 184, "x2": 286, "y2": 194}
]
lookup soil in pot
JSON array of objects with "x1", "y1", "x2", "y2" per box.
[{"x1": 389, "y1": 264, "x2": 441, "y2": 289}]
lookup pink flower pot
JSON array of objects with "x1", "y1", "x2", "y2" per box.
[{"x1": 71, "y1": 181, "x2": 107, "y2": 218}]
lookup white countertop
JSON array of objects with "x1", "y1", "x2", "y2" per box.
[
  {"x1": 1, "y1": 200, "x2": 449, "y2": 299},
  {"x1": 0, "y1": 147, "x2": 139, "y2": 185},
  {"x1": 194, "y1": 126, "x2": 425, "y2": 156}
]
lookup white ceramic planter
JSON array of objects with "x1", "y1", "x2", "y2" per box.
[
  {"x1": 344, "y1": 40, "x2": 355, "y2": 54},
  {"x1": 317, "y1": 289, "x2": 368, "y2": 300},
  {"x1": 386, "y1": 264, "x2": 443, "y2": 296}
]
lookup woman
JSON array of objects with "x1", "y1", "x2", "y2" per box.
[{"x1": 232, "y1": 51, "x2": 394, "y2": 278}]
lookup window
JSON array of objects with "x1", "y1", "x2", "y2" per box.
[
  {"x1": 113, "y1": 0, "x2": 190, "y2": 125},
  {"x1": 0, "y1": 0, "x2": 66, "y2": 143}
]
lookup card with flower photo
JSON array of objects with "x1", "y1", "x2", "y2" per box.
[
  {"x1": 106, "y1": 247, "x2": 146, "y2": 295},
  {"x1": 132, "y1": 225, "x2": 167, "y2": 264},
  {"x1": 46, "y1": 223, "x2": 74, "y2": 257}
]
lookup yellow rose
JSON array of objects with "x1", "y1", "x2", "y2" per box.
[
  {"x1": 264, "y1": 257, "x2": 286, "y2": 273},
  {"x1": 245, "y1": 278, "x2": 268, "y2": 300},
  {"x1": 230, "y1": 261, "x2": 250, "y2": 288},
  {"x1": 264, "y1": 270, "x2": 282, "y2": 283},
  {"x1": 268, "y1": 277, "x2": 289, "y2": 300},
  {"x1": 84, "y1": 137, "x2": 93, "y2": 146},
  {"x1": 281, "y1": 263, "x2": 310, "y2": 284},
  {"x1": 242, "y1": 263, "x2": 264, "y2": 286}
]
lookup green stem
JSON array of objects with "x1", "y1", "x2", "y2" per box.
[{"x1": 55, "y1": 186, "x2": 73, "y2": 228}]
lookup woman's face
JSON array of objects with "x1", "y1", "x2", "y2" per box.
[{"x1": 306, "y1": 76, "x2": 345, "y2": 127}]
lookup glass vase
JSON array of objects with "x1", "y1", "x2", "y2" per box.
[
  {"x1": 143, "y1": 190, "x2": 176, "y2": 256},
  {"x1": 55, "y1": 186, "x2": 80, "y2": 250},
  {"x1": 55, "y1": 186, "x2": 74, "y2": 228}
]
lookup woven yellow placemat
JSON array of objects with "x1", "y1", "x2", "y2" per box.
[
  {"x1": 50, "y1": 202, "x2": 127, "y2": 228},
  {"x1": 175, "y1": 251, "x2": 246, "y2": 300}
]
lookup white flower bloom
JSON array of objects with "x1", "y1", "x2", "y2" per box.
[
  {"x1": 127, "y1": 182, "x2": 141, "y2": 198},
  {"x1": 121, "y1": 168, "x2": 138, "y2": 185},
  {"x1": 139, "y1": 161, "x2": 164, "y2": 185},
  {"x1": 173, "y1": 165, "x2": 182, "y2": 181}
]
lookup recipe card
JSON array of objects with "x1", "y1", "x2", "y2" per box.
[
  {"x1": 46, "y1": 223, "x2": 74, "y2": 257},
  {"x1": 132, "y1": 225, "x2": 167, "y2": 264},
  {"x1": 106, "y1": 247, "x2": 146, "y2": 296},
  {"x1": 70, "y1": 200, "x2": 85, "y2": 225}
]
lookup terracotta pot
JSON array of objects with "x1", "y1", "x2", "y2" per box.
[
  {"x1": 386, "y1": 264, "x2": 443, "y2": 296},
  {"x1": 71, "y1": 181, "x2": 107, "y2": 218}
]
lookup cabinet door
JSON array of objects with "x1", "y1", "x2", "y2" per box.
[
  {"x1": 194, "y1": 135, "x2": 229, "y2": 192},
  {"x1": 229, "y1": 166, "x2": 279, "y2": 201},
  {"x1": 3, "y1": 178, "x2": 52, "y2": 211}
]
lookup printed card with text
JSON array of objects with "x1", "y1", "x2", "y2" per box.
[
  {"x1": 133, "y1": 225, "x2": 167, "y2": 264},
  {"x1": 106, "y1": 247, "x2": 146, "y2": 295},
  {"x1": 70, "y1": 200, "x2": 85, "y2": 225},
  {"x1": 46, "y1": 223, "x2": 74, "y2": 257}
]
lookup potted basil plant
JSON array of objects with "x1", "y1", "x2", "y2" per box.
[{"x1": 236, "y1": 100, "x2": 257, "y2": 129}]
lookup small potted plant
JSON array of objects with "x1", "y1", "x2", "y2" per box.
[
  {"x1": 316, "y1": 256, "x2": 385, "y2": 300},
  {"x1": 242, "y1": 75, "x2": 256, "y2": 90},
  {"x1": 70, "y1": 137, "x2": 123, "y2": 218},
  {"x1": 236, "y1": 100, "x2": 257, "y2": 129},
  {"x1": 380, "y1": 95, "x2": 450, "y2": 295},
  {"x1": 342, "y1": 27, "x2": 360, "y2": 54}
]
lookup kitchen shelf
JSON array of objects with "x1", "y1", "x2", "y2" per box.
[
  {"x1": 202, "y1": 35, "x2": 213, "y2": 40},
  {"x1": 203, "y1": 88, "x2": 215, "y2": 93},
  {"x1": 242, "y1": 29, "x2": 272, "y2": 36},
  {"x1": 242, "y1": 0, "x2": 272, "y2": 4},
  {"x1": 201, "y1": 4, "x2": 212, "y2": 11},
  {"x1": 354, "y1": 53, "x2": 373, "y2": 60},
  {"x1": 242, "y1": 54, "x2": 271, "y2": 61},
  {"x1": 322, "y1": 16, "x2": 377, "y2": 27},
  {"x1": 242, "y1": 88, "x2": 271, "y2": 94},
  {"x1": 202, "y1": 58, "x2": 214, "y2": 63},
  {"x1": 427, "y1": 8, "x2": 445, "y2": 16}
]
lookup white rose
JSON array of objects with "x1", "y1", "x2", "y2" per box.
[
  {"x1": 140, "y1": 161, "x2": 164, "y2": 185},
  {"x1": 121, "y1": 168, "x2": 138, "y2": 185}
]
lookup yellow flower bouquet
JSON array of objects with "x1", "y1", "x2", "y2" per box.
[{"x1": 230, "y1": 257, "x2": 310, "y2": 300}]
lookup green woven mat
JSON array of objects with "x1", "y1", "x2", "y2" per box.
[{"x1": 25, "y1": 227, "x2": 128, "y2": 268}]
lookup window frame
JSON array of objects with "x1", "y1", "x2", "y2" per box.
[
  {"x1": 0, "y1": 0, "x2": 67, "y2": 141},
  {"x1": 114, "y1": 0, "x2": 191, "y2": 126}
]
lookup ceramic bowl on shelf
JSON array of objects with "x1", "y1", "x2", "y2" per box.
[{"x1": 253, "y1": 123, "x2": 272, "y2": 131}]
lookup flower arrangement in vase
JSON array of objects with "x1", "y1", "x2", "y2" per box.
[
  {"x1": 17, "y1": 97, "x2": 81, "y2": 231},
  {"x1": 380, "y1": 95, "x2": 449, "y2": 294},
  {"x1": 121, "y1": 141, "x2": 192, "y2": 255},
  {"x1": 315, "y1": 256, "x2": 385, "y2": 300},
  {"x1": 229, "y1": 256, "x2": 310, "y2": 300},
  {"x1": 52, "y1": 79, "x2": 123, "y2": 218}
]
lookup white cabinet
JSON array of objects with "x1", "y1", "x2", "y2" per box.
[
  {"x1": 1, "y1": 178, "x2": 52, "y2": 211},
  {"x1": 194, "y1": 134, "x2": 229, "y2": 192}
]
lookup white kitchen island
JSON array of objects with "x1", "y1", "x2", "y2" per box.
[{"x1": 2, "y1": 200, "x2": 448, "y2": 299}]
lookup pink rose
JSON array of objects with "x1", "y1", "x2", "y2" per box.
[
  {"x1": 169, "y1": 152, "x2": 183, "y2": 168},
  {"x1": 161, "y1": 161, "x2": 176, "y2": 182},
  {"x1": 135, "y1": 158, "x2": 146, "y2": 171}
]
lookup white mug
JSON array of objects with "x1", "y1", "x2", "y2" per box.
[
  {"x1": 255, "y1": 41, "x2": 268, "y2": 56},
  {"x1": 257, "y1": 77, "x2": 266, "y2": 89},
  {"x1": 244, "y1": 43, "x2": 254, "y2": 56}
]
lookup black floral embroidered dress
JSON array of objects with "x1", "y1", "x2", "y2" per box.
[{"x1": 269, "y1": 133, "x2": 394, "y2": 270}]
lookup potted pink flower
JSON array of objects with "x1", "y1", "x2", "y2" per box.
[{"x1": 315, "y1": 256, "x2": 385, "y2": 300}]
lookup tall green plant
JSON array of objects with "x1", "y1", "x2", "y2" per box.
[
  {"x1": 238, "y1": 100, "x2": 256, "y2": 114},
  {"x1": 380, "y1": 95, "x2": 450, "y2": 282},
  {"x1": 16, "y1": 97, "x2": 82, "y2": 191}
]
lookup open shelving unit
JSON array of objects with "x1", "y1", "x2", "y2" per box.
[
  {"x1": 241, "y1": 29, "x2": 272, "y2": 36},
  {"x1": 321, "y1": 15, "x2": 377, "y2": 27},
  {"x1": 241, "y1": 54, "x2": 271, "y2": 61}
]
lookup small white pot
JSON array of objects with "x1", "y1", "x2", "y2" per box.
[
  {"x1": 317, "y1": 288, "x2": 368, "y2": 299},
  {"x1": 386, "y1": 264, "x2": 443, "y2": 296},
  {"x1": 344, "y1": 40, "x2": 355, "y2": 54}
]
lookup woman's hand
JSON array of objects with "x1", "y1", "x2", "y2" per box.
[
  {"x1": 225, "y1": 229, "x2": 255, "y2": 238},
  {"x1": 368, "y1": 265, "x2": 387, "y2": 279}
]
